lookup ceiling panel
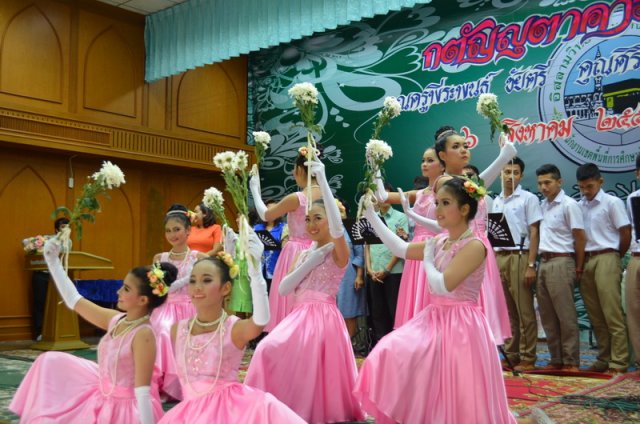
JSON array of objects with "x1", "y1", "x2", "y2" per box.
[{"x1": 94, "y1": 0, "x2": 186, "y2": 15}]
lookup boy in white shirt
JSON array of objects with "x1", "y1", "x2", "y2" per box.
[
  {"x1": 625, "y1": 154, "x2": 640, "y2": 373},
  {"x1": 536, "y1": 164, "x2": 585, "y2": 371},
  {"x1": 577, "y1": 163, "x2": 630, "y2": 374},
  {"x1": 492, "y1": 157, "x2": 542, "y2": 371}
]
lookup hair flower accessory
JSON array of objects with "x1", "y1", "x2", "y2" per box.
[
  {"x1": 462, "y1": 177, "x2": 487, "y2": 200},
  {"x1": 217, "y1": 251, "x2": 239, "y2": 279},
  {"x1": 148, "y1": 263, "x2": 168, "y2": 296}
]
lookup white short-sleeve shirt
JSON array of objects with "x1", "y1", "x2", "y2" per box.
[
  {"x1": 492, "y1": 185, "x2": 543, "y2": 251},
  {"x1": 539, "y1": 189, "x2": 584, "y2": 253},
  {"x1": 579, "y1": 189, "x2": 630, "y2": 252},
  {"x1": 627, "y1": 189, "x2": 640, "y2": 253}
]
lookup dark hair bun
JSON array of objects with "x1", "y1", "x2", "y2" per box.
[
  {"x1": 159, "y1": 262, "x2": 178, "y2": 286},
  {"x1": 167, "y1": 203, "x2": 188, "y2": 213}
]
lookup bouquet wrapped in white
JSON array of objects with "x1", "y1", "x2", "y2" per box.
[
  {"x1": 289, "y1": 82, "x2": 323, "y2": 212},
  {"x1": 213, "y1": 150, "x2": 251, "y2": 259},
  {"x1": 476, "y1": 93, "x2": 510, "y2": 141},
  {"x1": 202, "y1": 186, "x2": 228, "y2": 227}
]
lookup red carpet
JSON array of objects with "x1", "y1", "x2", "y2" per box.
[
  {"x1": 505, "y1": 372, "x2": 605, "y2": 413},
  {"x1": 515, "y1": 373, "x2": 640, "y2": 423}
]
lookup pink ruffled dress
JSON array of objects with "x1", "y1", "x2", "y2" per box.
[
  {"x1": 151, "y1": 250, "x2": 200, "y2": 399},
  {"x1": 354, "y1": 235, "x2": 516, "y2": 424},
  {"x1": 471, "y1": 198, "x2": 512, "y2": 344},
  {"x1": 394, "y1": 188, "x2": 439, "y2": 328},
  {"x1": 245, "y1": 248, "x2": 365, "y2": 423},
  {"x1": 158, "y1": 316, "x2": 305, "y2": 424},
  {"x1": 10, "y1": 314, "x2": 164, "y2": 423},
  {"x1": 264, "y1": 192, "x2": 313, "y2": 332}
]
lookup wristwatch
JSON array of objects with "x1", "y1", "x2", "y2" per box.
[{"x1": 528, "y1": 262, "x2": 536, "y2": 269}]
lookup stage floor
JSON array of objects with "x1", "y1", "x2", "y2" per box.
[{"x1": 0, "y1": 339, "x2": 637, "y2": 423}]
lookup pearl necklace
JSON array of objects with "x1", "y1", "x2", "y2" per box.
[
  {"x1": 121, "y1": 314, "x2": 151, "y2": 326},
  {"x1": 443, "y1": 228, "x2": 473, "y2": 249},
  {"x1": 170, "y1": 248, "x2": 189, "y2": 256},
  {"x1": 194, "y1": 313, "x2": 225, "y2": 328},
  {"x1": 99, "y1": 315, "x2": 149, "y2": 397},
  {"x1": 168, "y1": 248, "x2": 192, "y2": 277},
  {"x1": 183, "y1": 310, "x2": 227, "y2": 395}
]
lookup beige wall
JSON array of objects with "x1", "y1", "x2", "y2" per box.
[{"x1": 0, "y1": 0, "x2": 247, "y2": 340}]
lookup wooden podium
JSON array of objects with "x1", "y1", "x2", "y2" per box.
[{"x1": 25, "y1": 252, "x2": 113, "y2": 351}]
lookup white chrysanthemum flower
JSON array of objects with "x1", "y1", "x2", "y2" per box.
[
  {"x1": 93, "y1": 161, "x2": 125, "y2": 189},
  {"x1": 366, "y1": 139, "x2": 393, "y2": 161},
  {"x1": 232, "y1": 151, "x2": 249, "y2": 171},
  {"x1": 288, "y1": 82, "x2": 319, "y2": 104},
  {"x1": 476, "y1": 93, "x2": 498, "y2": 116},
  {"x1": 383, "y1": 96, "x2": 402, "y2": 118},
  {"x1": 203, "y1": 187, "x2": 224, "y2": 209},
  {"x1": 253, "y1": 131, "x2": 271, "y2": 148},
  {"x1": 213, "y1": 151, "x2": 236, "y2": 171}
]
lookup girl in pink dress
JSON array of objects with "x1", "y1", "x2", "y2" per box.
[
  {"x1": 433, "y1": 129, "x2": 517, "y2": 344},
  {"x1": 355, "y1": 177, "x2": 516, "y2": 423},
  {"x1": 375, "y1": 147, "x2": 445, "y2": 328},
  {"x1": 151, "y1": 205, "x2": 207, "y2": 399},
  {"x1": 151, "y1": 205, "x2": 208, "y2": 331},
  {"x1": 11, "y1": 239, "x2": 176, "y2": 424},
  {"x1": 245, "y1": 158, "x2": 364, "y2": 423},
  {"x1": 250, "y1": 150, "x2": 321, "y2": 331},
  {"x1": 158, "y1": 229, "x2": 305, "y2": 424}
]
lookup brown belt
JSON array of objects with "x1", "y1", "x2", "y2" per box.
[
  {"x1": 540, "y1": 252, "x2": 574, "y2": 261},
  {"x1": 585, "y1": 248, "x2": 618, "y2": 259},
  {"x1": 495, "y1": 250, "x2": 528, "y2": 256}
]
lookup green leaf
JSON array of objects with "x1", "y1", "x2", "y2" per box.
[{"x1": 51, "y1": 206, "x2": 71, "y2": 220}]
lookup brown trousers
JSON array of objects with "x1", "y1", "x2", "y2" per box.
[
  {"x1": 537, "y1": 256, "x2": 580, "y2": 366},
  {"x1": 580, "y1": 252, "x2": 629, "y2": 370},
  {"x1": 626, "y1": 256, "x2": 640, "y2": 367},
  {"x1": 496, "y1": 252, "x2": 537, "y2": 363}
]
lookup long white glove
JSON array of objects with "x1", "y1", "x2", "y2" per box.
[
  {"x1": 135, "y1": 386, "x2": 154, "y2": 424},
  {"x1": 249, "y1": 172, "x2": 268, "y2": 221},
  {"x1": 43, "y1": 238, "x2": 83, "y2": 309},
  {"x1": 479, "y1": 134, "x2": 517, "y2": 187},
  {"x1": 399, "y1": 188, "x2": 442, "y2": 234},
  {"x1": 374, "y1": 171, "x2": 388, "y2": 203},
  {"x1": 363, "y1": 200, "x2": 408, "y2": 259},
  {"x1": 246, "y1": 229, "x2": 270, "y2": 326},
  {"x1": 279, "y1": 243, "x2": 335, "y2": 295},
  {"x1": 306, "y1": 158, "x2": 344, "y2": 238},
  {"x1": 223, "y1": 225, "x2": 238, "y2": 257},
  {"x1": 168, "y1": 275, "x2": 189, "y2": 293},
  {"x1": 423, "y1": 238, "x2": 448, "y2": 295}
]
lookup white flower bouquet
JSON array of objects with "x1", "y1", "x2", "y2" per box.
[
  {"x1": 356, "y1": 97, "x2": 399, "y2": 218},
  {"x1": 289, "y1": 82, "x2": 323, "y2": 212},
  {"x1": 288, "y1": 82, "x2": 321, "y2": 135},
  {"x1": 252, "y1": 131, "x2": 271, "y2": 167},
  {"x1": 213, "y1": 150, "x2": 251, "y2": 259},
  {"x1": 357, "y1": 139, "x2": 394, "y2": 218},
  {"x1": 202, "y1": 186, "x2": 228, "y2": 227},
  {"x1": 372, "y1": 96, "x2": 402, "y2": 139},
  {"x1": 476, "y1": 93, "x2": 510, "y2": 141},
  {"x1": 52, "y1": 160, "x2": 126, "y2": 241},
  {"x1": 51, "y1": 160, "x2": 125, "y2": 269}
]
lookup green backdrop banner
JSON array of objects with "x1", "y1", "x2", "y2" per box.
[{"x1": 249, "y1": 0, "x2": 640, "y2": 210}]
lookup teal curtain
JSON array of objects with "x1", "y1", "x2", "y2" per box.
[{"x1": 145, "y1": 0, "x2": 431, "y2": 81}]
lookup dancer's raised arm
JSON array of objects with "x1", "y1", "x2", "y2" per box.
[
  {"x1": 398, "y1": 189, "x2": 442, "y2": 233},
  {"x1": 479, "y1": 134, "x2": 517, "y2": 186},
  {"x1": 44, "y1": 239, "x2": 118, "y2": 330}
]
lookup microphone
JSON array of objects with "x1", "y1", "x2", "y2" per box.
[{"x1": 518, "y1": 231, "x2": 527, "y2": 253}]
